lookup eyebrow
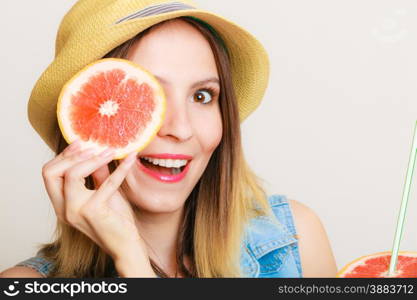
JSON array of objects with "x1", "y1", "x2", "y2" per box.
[{"x1": 154, "y1": 75, "x2": 220, "y2": 89}]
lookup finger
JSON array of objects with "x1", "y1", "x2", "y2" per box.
[
  {"x1": 91, "y1": 164, "x2": 111, "y2": 188},
  {"x1": 92, "y1": 151, "x2": 137, "y2": 204},
  {"x1": 64, "y1": 148, "x2": 116, "y2": 199},
  {"x1": 55, "y1": 139, "x2": 83, "y2": 162},
  {"x1": 44, "y1": 147, "x2": 96, "y2": 190},
  {"x1": 43, "y1": 147, "x2": 97, "y2": 215},
  {"x1": 64, "y1": 139, "x2": 83, "y2": 155},
  {"x1": 42, "y1": 139, "x2": 82, "y2": 171}
]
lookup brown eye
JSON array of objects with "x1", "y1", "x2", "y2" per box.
[{"x1": 193, "y1": 90, "x2": 212, "y2": 104}]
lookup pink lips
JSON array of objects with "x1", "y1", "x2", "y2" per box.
[{"x1": 137, "y1": 153, "x2": 192, "y2": 183}]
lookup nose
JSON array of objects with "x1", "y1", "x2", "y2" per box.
[{"x1": 157, "y1": 90, "x2": 193, "y2": 142}]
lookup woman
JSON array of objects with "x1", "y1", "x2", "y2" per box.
[{"x1": 1, "y1": 0, "x2": 337, "y2": 278}]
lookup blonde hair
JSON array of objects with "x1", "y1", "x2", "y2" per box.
[{"x1": 37, "y1": 17, "x2": 274, "y2": 278}]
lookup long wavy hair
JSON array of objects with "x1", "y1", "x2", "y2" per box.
[{"x1": 37, "y1": 16, "x2": 273, "y2": 278}]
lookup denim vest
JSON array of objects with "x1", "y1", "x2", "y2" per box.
[
  {"x1": 15, "y1": 194, "x2": 302, "y2": 277},
  {"x1": 240, "y1": 194, "x2": 302, "y2": 277}
]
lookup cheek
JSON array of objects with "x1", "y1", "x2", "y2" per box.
[{"x1": 192, "y1": 106, "x2": 223, "y2": 153}]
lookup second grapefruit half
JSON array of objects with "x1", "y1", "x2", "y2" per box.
[{"x1": 337, "y1": 251, "x2": 417, "y2": 278}]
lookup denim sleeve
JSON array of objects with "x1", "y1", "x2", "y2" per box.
[{"x1": 14, "y1": 251, "x2": 54, "y2": 278}]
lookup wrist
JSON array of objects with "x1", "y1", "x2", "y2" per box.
[
  {"x1": 115, "y1": 252, "x2": 156, "y2": 278},
  {"x1": 116, "y1": 261, "x2": 156, "y2": 278}
]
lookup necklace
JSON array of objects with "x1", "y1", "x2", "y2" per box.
[{"x1": 140, "y1": 235, "x2": 179, "y2": 278}]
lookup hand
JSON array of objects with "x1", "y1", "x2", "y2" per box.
[{"x1": 41, "y1": 140, "x2": 149, "y2": 263}]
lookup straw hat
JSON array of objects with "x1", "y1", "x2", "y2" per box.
[{"x1": 28, "y1": 0, "x2": 270, "y2": 151}]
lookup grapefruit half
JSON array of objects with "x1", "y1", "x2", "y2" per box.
[
  {"x1": 57, "y1": 58, "x2": 166, "y2": 159},
  {"x1": 337, "y1": 251, "x2": 417, "y2": 278}
]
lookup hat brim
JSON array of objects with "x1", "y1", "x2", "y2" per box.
[{"x1": 28, "y1": 8, "x2": 269, "y2": 151}]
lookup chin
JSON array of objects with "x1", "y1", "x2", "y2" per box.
[{"x1": 130, "y1": 192, "x2": 187, "y2": 214}]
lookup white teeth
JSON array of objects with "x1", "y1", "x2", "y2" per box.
[{"x1": 142, "y1": 157, "x2": 188, "y2": 168}]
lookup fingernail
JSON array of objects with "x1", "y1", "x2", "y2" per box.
[
  {"x1": 79, "y1": 148, "x2": 96, "y2": 158},
  {"x1": 99, "y1": 148, "x2": 114, "y2": 158},
  {"x1": 67, "y1": 140, "x2": 81, "y2": 152},
  {"x1": 124, "y1": 152, "x2": 137, "y2": 164}
]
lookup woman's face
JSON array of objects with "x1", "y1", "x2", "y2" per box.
[{"x1": 122, "y1": 19, "x2": 222, "y2": 214}]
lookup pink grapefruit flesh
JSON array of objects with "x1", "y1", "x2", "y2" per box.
[
  {"x1": 57, "y1": 58, "x2": 166, "y2": 159},
  {"x1": 337, "y1": 251, "x2": 417, "y2": 278}
]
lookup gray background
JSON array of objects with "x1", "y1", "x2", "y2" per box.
[{"x1": 1, "y1": 0, "x2": 417, "y2": 273}]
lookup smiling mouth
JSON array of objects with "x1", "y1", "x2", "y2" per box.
[{"x1": 138, "y1": 157, "x2": 187, "y2": 175}]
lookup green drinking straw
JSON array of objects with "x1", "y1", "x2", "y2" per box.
[{"x1": 388, "y1": 120, "x2": 417, "y2": 276}]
